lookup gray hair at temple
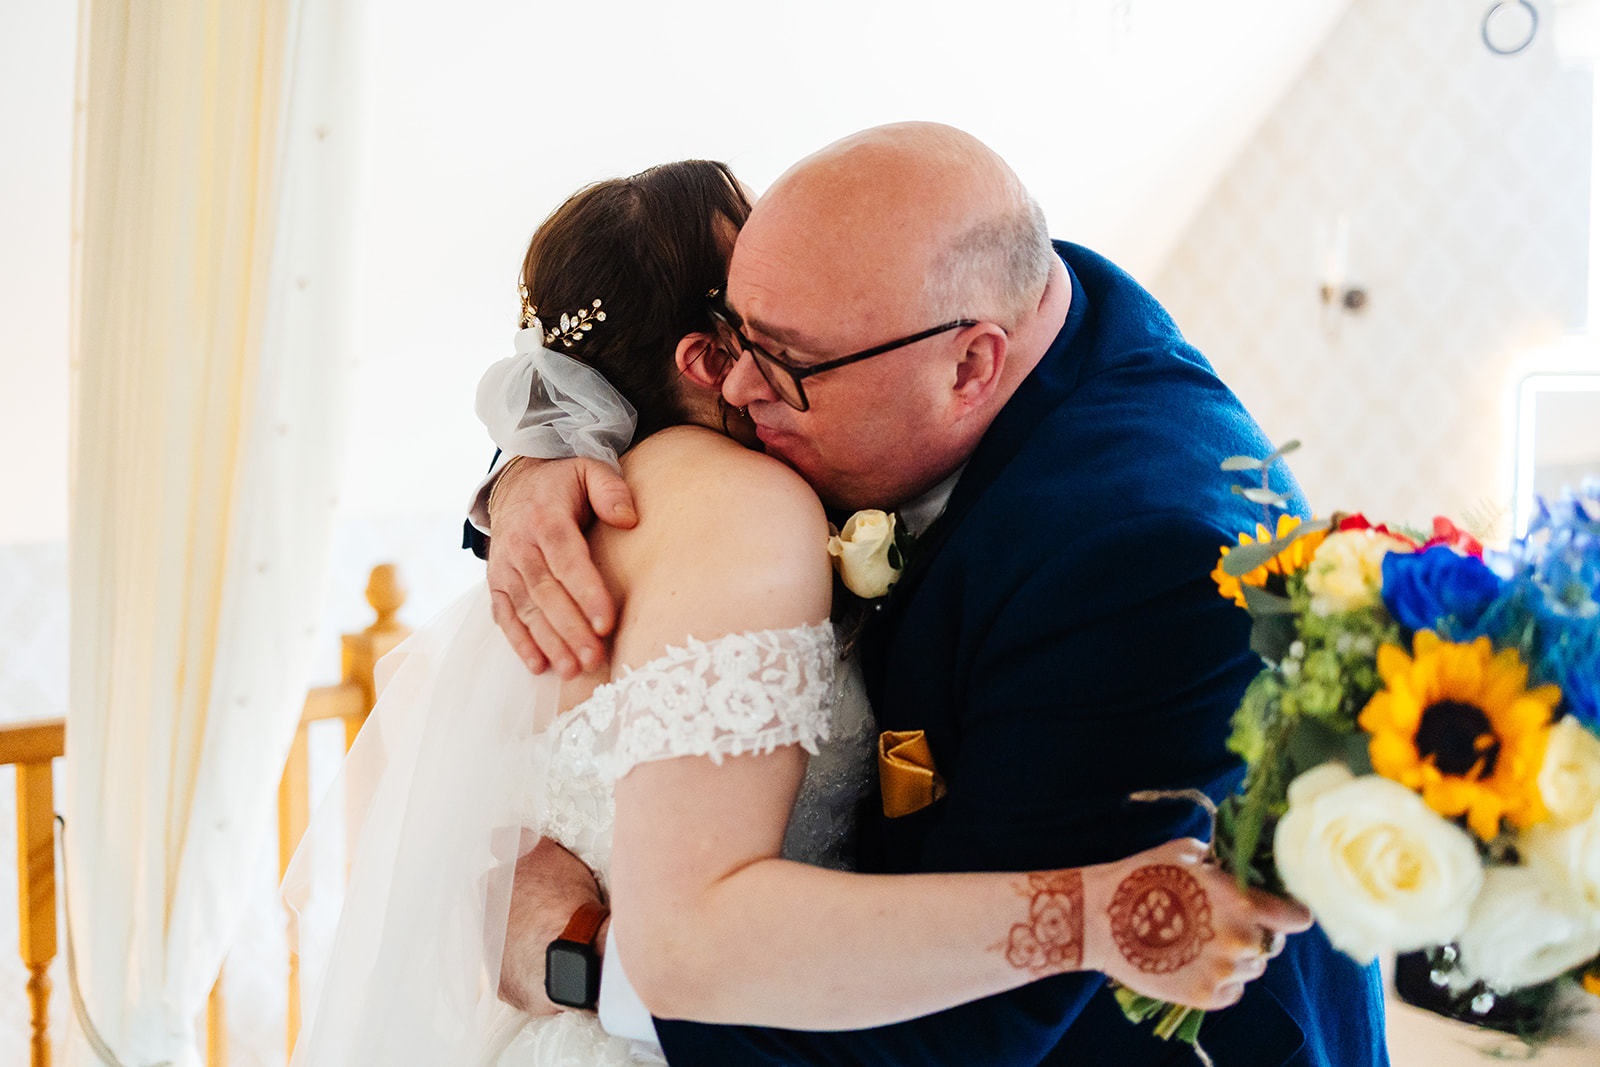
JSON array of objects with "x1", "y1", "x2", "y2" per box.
[{"x1": 924, "y1": 194, "x2": 1053, "y2": 330}]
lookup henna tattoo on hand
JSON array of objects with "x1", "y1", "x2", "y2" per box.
[
  {"x1": 1107, "y1": 864, "x2": 1214, "y2": 974},
  {"x1": 1003, "y1": 870, "x2": 1084, "y2": 975}
]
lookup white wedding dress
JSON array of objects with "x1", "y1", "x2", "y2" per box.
[{"x1": 286, "y1": 583, "x2": 875, "y2": 1067}]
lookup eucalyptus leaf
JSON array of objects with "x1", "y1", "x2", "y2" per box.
[
  {"x1": 1250, "y1": 613, "x2": 1298, "y2": 661},
  {"x1": 1343, "y1": 732, "x2": 1374, "y2": 776},
  {"x1": 1220, "y1": 517, "x2": 1333, "y2": 576},
  {"x1": 1241, "y1": 583, "x2": 1296, "y2": 615},
  {"x1": 1285, "y1": 715, "x2": 1359, "y2": 776},
  {"x1": 1240, "y1": 487, "x2": 1290, "y2": 506},
  {"x1": 1220, "y1": 455, "x2": 1264, "y2": 472},
  {"x1": 1262, "y1": 439, "x2": 1302, "y2": 463},
  {"x1": 1221, "y1": 538, "x2": 1281, "y2": 575}
]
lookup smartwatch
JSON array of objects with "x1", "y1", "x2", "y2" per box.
[{"x1": 545, "y1": 901, "x2": 609, "y2": 1010}]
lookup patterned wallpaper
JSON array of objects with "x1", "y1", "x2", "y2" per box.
[{"x1": 1151, "y1": 0, "x2": 1593, "y2": 535}]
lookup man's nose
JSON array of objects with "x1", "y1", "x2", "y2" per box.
[{"x1": 721, "y1": 350, "x2": 777, "y2": 409}]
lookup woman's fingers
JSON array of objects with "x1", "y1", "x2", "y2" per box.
[{"x1": 1247, "y1": 886, "x2": 1313, "y2": 935}]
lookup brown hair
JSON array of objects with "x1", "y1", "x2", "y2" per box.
[{"x1": 520, "y1": 160, "x2": 752, "y2": 438}]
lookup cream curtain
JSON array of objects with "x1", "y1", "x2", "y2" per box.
[{"x1": 65, "y1": 1, "x2": 364, "y2": 1064}]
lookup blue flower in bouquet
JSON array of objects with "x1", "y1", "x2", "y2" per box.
[
  {"x1": 1535, "y1": 614, "x2": 1600, "y2": 729},
  {"x1": 1513, "y1": 479, "x2": 1600, "y2": 620},
  {"x1": 1381, "y1": 545, "x2": 1504, "y2": 639},
  {"x1": 1532, "y1": 547, "x2": 1600, "y2": 620}
]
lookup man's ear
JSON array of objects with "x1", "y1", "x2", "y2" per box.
[
  {"x1": 675, "y1": 332, "x2": 728, "y2": 389},
  {"x1": 950, "y1": 325, "x2": 1008, "y2": 412}
]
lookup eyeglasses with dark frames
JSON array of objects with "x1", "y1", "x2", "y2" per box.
[{"x1": 706, "y1": 291, "x2": 978, "y2": 412}]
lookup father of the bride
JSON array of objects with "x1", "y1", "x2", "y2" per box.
[{"x1": 479, "y1": 123, "x2": 1388, "y2": 1065}]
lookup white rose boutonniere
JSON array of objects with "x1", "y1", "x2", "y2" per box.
[
  {"x1": 828, "y1": 510, "x2": 905, "y2": 599},
  {"x1": 1273, "y1": 763, "x2": 1484, "y2": 963}
]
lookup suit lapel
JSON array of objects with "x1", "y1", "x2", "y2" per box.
[{"x1": 859, "y1": 249, "x2": 1089, "y2": 696}]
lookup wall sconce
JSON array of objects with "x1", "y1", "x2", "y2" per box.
[{"x1": 1316, "y1": 215, "x2": 1368, "y2": 333}]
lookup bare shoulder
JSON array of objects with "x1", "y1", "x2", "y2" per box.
[
  {"x1": 601, "y1": 426, "x2": 832, "y2": 670},
  {"x1": 621, "y1": 425, "x2": 826, "y2": 545}
]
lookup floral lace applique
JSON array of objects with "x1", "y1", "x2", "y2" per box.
[
  {"x1": 539, "y1": 623, "x2": 843, "y2": 877},
  {"x1": 597, "y1": 622, "x2": 837, "y2": 777}
]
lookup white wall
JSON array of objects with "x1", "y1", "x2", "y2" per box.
[
  {"x1": 0, "y1": 0, "x2": 1352, "y2": 546},
  {"x1": 340, "y1": 0, "x2": 1351, "y2": 526},
  {"x1": 303, "y1": 0, "x2": 1353, "y2": 652}
]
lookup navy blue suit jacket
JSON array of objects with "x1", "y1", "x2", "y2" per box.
[{"x1": 653, "y1": 244, "x2": 1389, "y2": 1065}]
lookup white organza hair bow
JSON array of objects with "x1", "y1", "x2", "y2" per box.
[{"x1": 474, "y1": 322, "x2": 638, "y2": 470}]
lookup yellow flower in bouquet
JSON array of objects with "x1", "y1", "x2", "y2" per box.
[
  {"x1": 1360, "y1": 632, "x2": 1559, "y2": 841},
  {"x1": 1211, "y1": 513, "x2": 1328, "y2": 608}
]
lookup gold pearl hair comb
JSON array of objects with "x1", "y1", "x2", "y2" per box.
[{"x1": 520, "y1": 285, "x2": 607, "y2": 349}]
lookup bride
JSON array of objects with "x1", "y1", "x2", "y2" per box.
[{"x1": 286, "y1": 160, "x2": 1306, "y2": 1067}]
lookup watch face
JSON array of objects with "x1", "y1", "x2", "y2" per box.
[{"x1": 546, "y1": 942, "x2": 597, "y2": 1008}]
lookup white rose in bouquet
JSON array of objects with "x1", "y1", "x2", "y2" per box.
[
  {"x1": 1538, "y1": 716, "x2": 1600, "y2": 828},
  {"x1": 1456, "y1": 864, "x2": 1600, "y2": 992},
  {"x1": 1274, "y1": 763, "x2": 1483, "y2": 963},
  {"x1": 1524, "y1": 801, "x2": 1600, "y2": 920},
  {"x1": 1304, "y1": 529, "x2": 1411, "y2": 617},
  {"x1": 827, "y1": 510, "x2": 902, "y2": 598}
]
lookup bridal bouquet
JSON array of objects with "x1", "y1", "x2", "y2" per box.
[{"x1": 1206, "y1": 444, "x2": 1600, "y2": 1025}]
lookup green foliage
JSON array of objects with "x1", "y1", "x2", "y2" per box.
[
  {"x1": 1112, "y1": 989, "x2": 1205, "y2": 1046},
  {"x1": 1226, "y1": 671, "x2": 1280, "y2": 765},
  {"x1": 1220, "y1": 571, "x2": 1401, "y2": 889}
]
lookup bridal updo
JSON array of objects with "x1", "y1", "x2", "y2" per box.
[{"x1": 519, "y1": 160, "x2": 752, "y2": 438}]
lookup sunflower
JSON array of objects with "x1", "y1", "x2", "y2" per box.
[
  {"x1": 1212, "y1": 514, "x2": 1328, "y2": 608},
  {"x1": 1359, "y1": 631, "x2": 1559, "y2": 841}
]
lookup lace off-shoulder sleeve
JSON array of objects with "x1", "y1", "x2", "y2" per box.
[{"x1": 599, "y1": 623, "x2": 838, "y2": 780}]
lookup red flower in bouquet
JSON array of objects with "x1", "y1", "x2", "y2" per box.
[{"x1": 1421, "y1": 516, "x2": 1484, "y2": 558}]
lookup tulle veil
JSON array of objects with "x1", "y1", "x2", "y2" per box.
[{"x1": 282, "y1": 583, "x2": 559, "y2": 1066}]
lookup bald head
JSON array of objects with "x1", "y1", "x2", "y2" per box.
[
  {"x1": 719, "y1": 123, "x2": 1067, "y2": 510},
  {"x1": 743, "y1": 122, "x2": 1052, "y2": 329}
]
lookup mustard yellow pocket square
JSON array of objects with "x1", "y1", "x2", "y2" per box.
[{"x1": 878, "y1": 729, "x2": 947, "y2": 818}]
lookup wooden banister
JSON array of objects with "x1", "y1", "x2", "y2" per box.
[
  {"x1": 279, "y1": 561, "x2": 410, "y2": 1059},
  {"x1": 7, "y1": 722, "x2": 58, "y2": 1067},
  {"x1": 2, "y1": 563, "x2": 410, "y2": 1067}
]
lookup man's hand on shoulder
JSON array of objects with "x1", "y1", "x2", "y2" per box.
[
  {"x1": 1075, "y1": 839, "x2": 1312, "y2": 1011},
  {"x1": 486, "y1": 456, "x2": 638, "y2": 676}
]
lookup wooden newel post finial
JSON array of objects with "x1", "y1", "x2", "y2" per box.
[
  {"x1": 342, "y1": 564, "x2": 413, "y2": 750},
  {"x1": 364, "y1": 563, "x2": 407, "y2": 634}
]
